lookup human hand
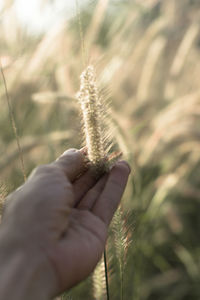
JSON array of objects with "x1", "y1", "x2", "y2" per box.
[{"x1": 0, "y1": 149, "x2": 130, "y2": 300}]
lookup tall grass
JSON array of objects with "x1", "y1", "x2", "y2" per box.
[{"x1": 0, "y1": 0, "x2": 200, "y2": 299}]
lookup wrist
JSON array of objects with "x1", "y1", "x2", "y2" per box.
[{"x1": 0, "y1": 225, "x2": 57, "y2": 300}]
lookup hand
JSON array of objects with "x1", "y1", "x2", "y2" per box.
[{"x1": 0, "y1": 148, "x2": 130, "y2": 300}]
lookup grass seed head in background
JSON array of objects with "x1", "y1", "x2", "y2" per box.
[
  {"x1": 93, "y1": 257, "x2": 107, "y2": 300},
  {"x1": 112, "y1": 208, "x2": 131, "y2": 300}
]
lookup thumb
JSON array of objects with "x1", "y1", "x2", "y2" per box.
[{"x1": 54, "y1": 148, "x2": 89, "y2": 182}]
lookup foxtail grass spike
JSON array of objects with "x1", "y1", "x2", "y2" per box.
[
  {"x1": 93, "y1": 256, "x2": 107, "y2": 300},
  {"x1": 113, "y1": 208, "x2": 130, "y2": 300},
  {"x1": 78, "y1": 65, "x2": 123, "y2": 300},
  {"x1": 78, "y1": 65, "x2": 116, "y2": 300},
  {"x1": 78, "y1": 65, "x2": 109, "y2": 177}
]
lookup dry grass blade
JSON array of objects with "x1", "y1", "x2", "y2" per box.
[
  {"x1": 24, "y1": 23, "x2": 67, "y2": 79},
  {"x1": 137, "y1": 36, "x2": 167, "y2": 103},
  {"x1": 170, "y1": 23, "x2": 199, "y2": 78},
  {"x1": 0, "y1": 60, "x2": 26, "y2": 181},
  {"x1": 85, "y1": 0, "x2": 110, "y2": 52},
  {"x1": 124, "y1": 18, "x2": 167, "y2": 86},
  {"x1": 165, "y1": 22, "x2": 199, "y2": 99}
]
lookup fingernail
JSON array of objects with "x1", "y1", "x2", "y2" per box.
[
  {"x1": 118, "y1": 160, "x2": 131, "y2": 174},
  {"x1": 80, "y1": 146, "x2": 88, "y2": 156}
]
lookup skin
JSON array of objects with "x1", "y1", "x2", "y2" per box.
[{"x1": 0, "y1": 148, "x2": 131, "y2": 300}]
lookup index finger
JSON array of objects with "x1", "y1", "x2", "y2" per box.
[{"x1": 92, "y1": 161, "x2": 131, "y2": 225}]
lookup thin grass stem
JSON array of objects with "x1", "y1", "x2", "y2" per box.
[
  {"x1": 75, "y1": 0, "x2": 88, "y2": 68},
  {"x1": 104, "y1": 249, "x2": 110, "y2": 300},
  {"x1": 0, "y1": 61, "x2": 26, "y2": 182}
]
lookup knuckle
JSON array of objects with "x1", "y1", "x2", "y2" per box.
[
  {"x1": 31, "y1": 164, "x2": 57, "y2": 177},
  {"x1": 36, "y1": 164, "x2": 51, "y2": 172}
]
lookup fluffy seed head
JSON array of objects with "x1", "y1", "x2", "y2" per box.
[{"x1": 78, "y1": 65, "x2": 108, "y2": 176}]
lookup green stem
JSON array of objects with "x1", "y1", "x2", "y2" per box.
[
  {"x1": 120, "y1": 264, "x2": 124, "y2": 300},
  {"x1": 104, "y1": 249, "x2": 110, "y2": 300}
]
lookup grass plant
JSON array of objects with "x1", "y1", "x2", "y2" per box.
[{"x1": 0, "y1": 0, "x2": 200, "y2": 299}]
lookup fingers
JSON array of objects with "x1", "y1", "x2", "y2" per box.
[
  {"x1": 77, "y1": 174, "x2": 108, "y2": 210},
  {"x1": 54, "y1": 148, "x2": 89, "y2": 182},
  {"x1": 92, "y1": 161, "x2": 131, "y2": 225},
  {"x1": 73, "y1": 169, "x2": 98, "y2": 206}
]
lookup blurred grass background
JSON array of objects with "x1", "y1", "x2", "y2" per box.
[{"x1": 1, "y1": 0, "x2": 200, "y2": 299}]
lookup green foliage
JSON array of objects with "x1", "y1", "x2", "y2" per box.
[{"x1": 1, "y1": 0, "x2": 200, "y2": 299}]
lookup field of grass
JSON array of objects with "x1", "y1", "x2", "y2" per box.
[{"x1": 1, "y1": 0, "x2": 200, "y2": 299}]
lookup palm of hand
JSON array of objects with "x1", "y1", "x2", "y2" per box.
[{"x1": 52, "y1": 208, "x2": 107, "y2": 291}]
